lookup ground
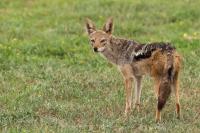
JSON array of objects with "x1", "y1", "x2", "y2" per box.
[{"x1": 0, "y1": 0, "x2": 200, "y2": 132}]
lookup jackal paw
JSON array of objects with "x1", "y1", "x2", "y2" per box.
[
  {"x1": 134, "y1": 104, "x2": 141, "y2": 112},
  {"x1": 124, "y1": 107, "x2": 131, "y2": 117},
  {"x1": 155, "y1": 114, "x2": 161, "y2": 123},
  {"x1": 177, "y1": 113, "x2": 181, "y2": 119}
]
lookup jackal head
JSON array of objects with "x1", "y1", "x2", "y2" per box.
[{"x1": 85, "y1": 18, "x2": 113, "y2": 52}]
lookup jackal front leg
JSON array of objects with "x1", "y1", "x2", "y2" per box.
[
  {"x1": 124, "y1": 78, "x2": 133, "y2": 116},
  {"x1": 134, "y1": 76, "x2": 142, "y2": 112}
]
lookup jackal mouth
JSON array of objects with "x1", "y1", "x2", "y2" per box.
[{"x1": 93, "y1": 47, "x2": 106, "y2": 52}]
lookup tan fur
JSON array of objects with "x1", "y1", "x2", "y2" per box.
[{"x1": 85, "y1": 18, "x2": 181, "y2": 122}]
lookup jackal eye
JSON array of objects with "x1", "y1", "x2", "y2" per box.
[
  {"x1": 90, "y1": 39, "x2": 95, "y2": 43},
  {"x1": 100, "y1": 39, "x2": 107, "y2": 43}
]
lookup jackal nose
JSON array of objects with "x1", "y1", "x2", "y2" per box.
[{"x1": 93, "y1": 47, "x2": 98, "y2": 52}]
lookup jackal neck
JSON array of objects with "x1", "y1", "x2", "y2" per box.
[{"x1": 101, "y1": 36, "x2": 139, "y2": 65}]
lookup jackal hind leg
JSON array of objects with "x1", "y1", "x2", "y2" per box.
[
  {"x1": 173, "y1": 72, "x2": 181, "y2": 119},
  {"x1": 154, "y1": 78, "x2": 161, "y2": 99},
  {"x1": 134, "y1": 76, "x2": 142, "y2": 112},
  {"x1": 154, "y1": 78, "x2": 161, "y2": 122}
]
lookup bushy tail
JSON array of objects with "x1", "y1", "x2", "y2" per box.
[{"x1": 157, "y1": 52, "x2": 174, "y2": 111}]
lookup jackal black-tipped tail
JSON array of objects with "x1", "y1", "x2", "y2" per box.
[
  {"x1": 157, "y1": 52, "x2": 174, "y2": 111},
  {"x1": 157, "y1": 77, "x2": 172, "y2": 111}
]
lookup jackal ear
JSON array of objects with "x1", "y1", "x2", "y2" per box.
[
  {"x1": 103, "y1": 17, "x2": 113, "y2": 34},
  {"x1": 85, "y1": 18, "x2": 96, "y2": 35}
]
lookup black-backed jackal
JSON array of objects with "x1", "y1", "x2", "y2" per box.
[{"x1": 85, "y1": 18, "x2": 181, "y2": 122}]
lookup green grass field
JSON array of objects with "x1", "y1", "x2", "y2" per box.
[{"x1": 0, "y1": 0, "x2": 200, "y2": 132}]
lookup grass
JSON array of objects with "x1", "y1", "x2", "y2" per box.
[{"x1": 0, "y1": 0, "x2": 200, "y2": 132}]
